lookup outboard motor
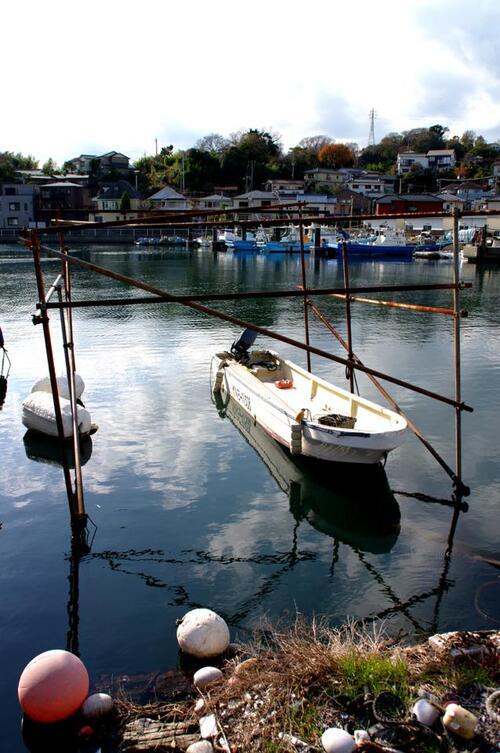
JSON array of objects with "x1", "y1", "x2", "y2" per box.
[{"x1": 231, "y1": 328, "x2": 258, "y2": 362}]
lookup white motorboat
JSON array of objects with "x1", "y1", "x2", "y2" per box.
[{"x1": 211, "y1": 330, "x2": 407, "y2": 465}]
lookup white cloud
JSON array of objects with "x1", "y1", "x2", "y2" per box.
[{"x1": 2, "y1": 0, "x2": 499, "y2": 165}]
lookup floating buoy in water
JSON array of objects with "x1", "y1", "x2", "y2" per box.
[
  {"x1": 82, "y1": 692, "x2": 114, "y2": 719},
  {"x1": 18, "y1": 649, "x2": 89, "y2": 723},
  {"x1": 177, "y1": 608, "x2": 230, "y2": 658},
  {"x1": 193, "y1": 667, "x2": 223, "y2": 689},
  {"x1": 321, "y1": 728, "x2": 356, "y2": 753}
]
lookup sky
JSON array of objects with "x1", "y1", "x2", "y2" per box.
[{"x1": 2, "y1": 0, "x2": 500, "y2": 165}]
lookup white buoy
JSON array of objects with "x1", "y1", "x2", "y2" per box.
[
  {"x1": 412, "y1": 698, "x2": 439, "y2": 726},
  {"x1": 31, "y1": 374, "x2": 85, "y2": 400},
  {"x1": 193, "y1": 667, "x2": 223, "y2": 689},
  {"x1": 321, "y1": 728, "x2": 356, "y2": 753},
  {"x1": 186, "y1": 741, "x2": 214, "y2": 753},
  {"x1": 199, "y1": 713, "x2": 218, "y2": 739},
  {"x1": 177, "y1": 609, "x2": 230, "y2": 658},
  {"x1": 82, "y1": 693, "x2": 114, "y2": 719}
]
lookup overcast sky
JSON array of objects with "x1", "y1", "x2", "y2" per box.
[{"x1": 2, "y1": 0, "x2": 499, "y2": 164}]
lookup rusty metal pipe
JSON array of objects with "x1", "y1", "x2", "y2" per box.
[
  {"x1": 35, "y1": 242, "x2": 473, "y2": 412},
  {"x1": 327, "y1": 293, "x2": 463, "y2": 317},
  {"x1": 307, "y1": 299, "x2": 462, "y2": 487}
]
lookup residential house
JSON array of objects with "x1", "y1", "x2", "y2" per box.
[
  {"x1": 197, "y1": 194, "x2": 233, "y2": 210},
  {"x1": 346, "y1": 173, "x2": 395, "y2": 196},
  {"x1": 299, "y1": 194, "x2": 338, "y2": 214},
  {"x1": 68, "y1": 154, "x2": 98, "y2": 174},
  {"x1": 303, "y1": 168, "x2": 347, "y2": 192},
  {"x1": 67, "y1": 151, "x2": 130, "y2": 176},
  {"x1": 374, "y1": 193, "x2": 444, "y2": 215},
  {"x1": 148, "y1": 185, "x2": 189, "y2": 211},
  {"x1": 334, "y1": 188, "x2": 372, "y2": 215},
  {"x1": 0, "y1": 183, "x2": 35, "y2": 228},
  {"x1": 98, "y1": 151, "x2": 130, "y2": 174},
  {"x1": 437, "y1": 192, "x2": 466, "y2": 213},
  {"x1": 427, "y1": 150, "x2": 456, "y2": 170},
  {"x1": 264, "y1": 179, "x2": 304, "y2": 195},
  {"x1": 396, "y1": 153, "x2": 429, "y2": 174},
  {"x1": 90, "y1": 180, "x2": 143, "y2": 221},
  {"x1": 232, "y1": 191, "x2": 277, "y2": 209},
  {"x1": 37, "y1": 182, "x2": 93, "y2": 223}
]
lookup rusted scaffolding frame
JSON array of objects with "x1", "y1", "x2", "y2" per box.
[{"x1": 26, "y1": 204, "x2": 472, "y2": 529}]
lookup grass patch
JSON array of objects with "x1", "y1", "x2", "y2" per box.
[{"x1": 337, "y1": 651, "x2": 410, "y2": 700}]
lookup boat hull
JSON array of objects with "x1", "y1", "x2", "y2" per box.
[
  {"x1": 339, "y1": 241, "x2": 440, "y2": 257},
  {"x1": 211, "y1": 354, "x2": 406, "y2": 465},
  {"x1": 259, "y1": 242, "x2": 312, "y2": 254}
]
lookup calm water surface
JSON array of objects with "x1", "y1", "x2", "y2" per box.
[{"x1": 0, "y1": 244, "x2": 499, "y2": 750}]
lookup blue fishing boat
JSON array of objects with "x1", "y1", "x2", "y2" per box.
[
  {"x1": 338, "y1": 228, "x2": 440, "y2": 257},
  {"x1": 259, "y1": 226, "x2": 311, "y2": 254}
]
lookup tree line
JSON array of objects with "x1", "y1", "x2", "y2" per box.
[{"x1": 1, "y1": 124, "x2": 499, "y2": 195}]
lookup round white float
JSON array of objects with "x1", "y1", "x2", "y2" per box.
[
  {"x1": 177, "y1": 609, "x2": 230, "y2": 658},
  {"x1": 193, "y1": 666, "x2": 223, "y2": 689},
  {"x1": 412, "y1": 698, "x2": 439, "y2": 726},
  {"x1": 82, "y1": 693, "x2": 114, "y2": 719},
  {"x1": 321, "y1": 727, "x2": 356, "y2": 753}
]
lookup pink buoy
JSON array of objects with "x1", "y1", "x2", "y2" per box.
[{"x1": 18, "y1": 649, "x2": 89, "y2": 723}]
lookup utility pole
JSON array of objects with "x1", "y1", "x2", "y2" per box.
[{"x1": 155, "y1": 138, "x2": 158, "y2": 156}]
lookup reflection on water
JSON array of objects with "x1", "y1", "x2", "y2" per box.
[
  {"x1": 1, "y1": 245, "x2": 499, "y2": 751},
  {"x1": 216, "y1": 394, "x2": 400, "y2": 554},
  {"x1": 23, "y1": 432, "x2": 93, "y2": 468}
]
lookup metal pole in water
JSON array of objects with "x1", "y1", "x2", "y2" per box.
[
  {"x1": 58, "y1": 231, "x2": 86, "y2": 520},
  {"x1": 342, "y1": 241, "x2": 355, "y2": 393},
  {"x1": 452, "y1": 208, "x2": 463, "y2": 487},
  {"x1": 298, "y1": 203, "x2": 311, "y2": 372},
  {"x1": 30, "y1": 231, "x2": 77, "y2": 517}
]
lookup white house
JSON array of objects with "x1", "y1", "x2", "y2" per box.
[
  {"x1": 347, "y1": 173, "x2": 395, "y2": 196},
  {"x1": 197, "y1": 194, "x2": 233, "y2": 210},
  {"x1": 397, "y1": 153, "x2": 429, "y2": 174},
  {"x1": 148, "y1": 185, "x2": 189, "y2": 211}
]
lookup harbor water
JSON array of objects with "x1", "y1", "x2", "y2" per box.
[{"x1": 0, "y1": 244, "x2": 498, "y2": 750}]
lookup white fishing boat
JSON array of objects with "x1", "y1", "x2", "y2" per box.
[{"x1": 211, "y1": 330, "x2": 407, "y2": 465}]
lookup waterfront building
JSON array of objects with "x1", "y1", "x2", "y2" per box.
[
  {"x1": 90, "y1": 180, "x2": 143, "y2": 222},
  {"x1": 374, "y1": 193, "x2": 444, "y2": 215},
  {"x1": 0, "y1": 183, "x2": 35, "y2": 228},
  {"x1": 36, "y1": 182, "x2": 93, "y2": 224}
]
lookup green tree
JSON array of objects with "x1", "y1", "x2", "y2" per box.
[
  {"x1": 119, "y1": 192, "x2": 131, "y2": 212},
  {"x1": 42, "y1": 158, "x2": 58, "y2": 175},
  {"x1": 0, "y1": 151, "x2": 38, "y2": 181}
]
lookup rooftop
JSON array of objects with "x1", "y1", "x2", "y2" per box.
[{"x1": 149, "y1": 185, "x2": 186, "y2": 201}]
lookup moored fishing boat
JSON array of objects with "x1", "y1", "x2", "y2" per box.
[
  {"x1": 259, "y1": 226, "x2": 312, "y2": 253},
  {"x1": 211, "y1": 330, "x2": 407, "y2": 465},
  {"x1": 338, "y1": 228, "x2": 440, "y2": 257}
]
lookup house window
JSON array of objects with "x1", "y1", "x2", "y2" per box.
[
  {"x1": 7, "y1": 217, "x2": 19, "y2": 226},
  {"x1": 24, "y1": 203, "x2": 28, "y2": 211},
  {"x1": 9, "y1": 202, "x2": 20, "y2": 211},
  {"x1": 4, "y1": 187, "x2": 15, "y2": 196}
]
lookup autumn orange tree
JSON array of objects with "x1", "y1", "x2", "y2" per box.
[{"x1": 318, "y1": 143, "x2": 354, "y2": 169}]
